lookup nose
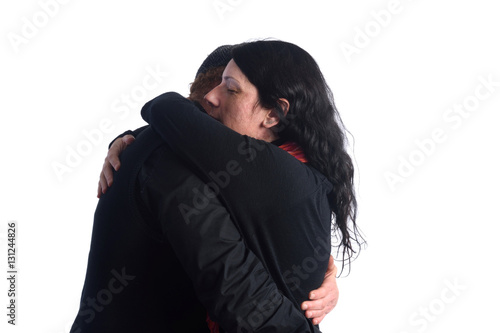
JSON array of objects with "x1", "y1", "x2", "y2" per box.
[{"x1": 204, "y1": 85, "x2": 220, "y2": 112}]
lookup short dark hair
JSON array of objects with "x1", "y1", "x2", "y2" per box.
[{"x1": 189, "y1": 66, "x2": 225, "y2": 105}]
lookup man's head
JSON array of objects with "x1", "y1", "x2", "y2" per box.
[{"x1": 189, "y1": 45, "x2": 233, "y2": 109}]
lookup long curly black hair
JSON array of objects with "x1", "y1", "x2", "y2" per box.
[{"x1": 232, "y1": 40, "x2": 365, "y2": 273}]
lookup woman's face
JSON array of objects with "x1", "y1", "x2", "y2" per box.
[{"x1": 204, "y1": 60, "x2": 275, "y2": 141}]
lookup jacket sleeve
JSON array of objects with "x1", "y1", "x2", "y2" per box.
[
  {"x1": 107, "y1": 125, "x2": 148, "y2": 149},
  {"x1": 141, "y1": 92, "x2": 271, "y2": 182},
  {"x1": 140, "y1": 92, "x2": 315, "y2": 204},
  {"x1": 140, "y1": 146, "x2": 321, "y2": 333}
]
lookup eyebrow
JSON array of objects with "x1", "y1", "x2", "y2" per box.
[{"x1": 223, "y1": 76, "x2": 240, "y2": 85}]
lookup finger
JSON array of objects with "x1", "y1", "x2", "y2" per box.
[
  {"x1": 305, "y1": 309, "x2": 325, "y2": 319},
  {"x1": 302, "y1": 298, "x2": 326, "y2": 311},
  {"x1": 311, "y1": 289, "x2": 338, "y2": 313},
  {"x1": 103, "y1": 160, "x2": 114, "y2": 187},
  {"x1": 99, "y1": 171, "x2": 108, "y2": 195},
  {"x1": 309, "y1": 286, "x2": 328, "y2": 300},
  {"x1": 108, "y1": 146, "x2": 122, "y2": 172},
  {"x1": 107, "y1": 139, "x2": 125, "y2": 171},
  {"x1": 122, "y1": 134, "x2": 136, "y2": 145},
  {"x1": 97, "y1": 181, "x2": 103, "y2": 198},
  {"x1": 108, "y1": 135, "x2": 135, "y2": 171},
  {"x1": 311, "y1": 314, "x2": 326, "y2": 326}
]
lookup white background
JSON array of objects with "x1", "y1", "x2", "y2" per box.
[{"x1": 1, "y1": 0, "x2": 499, "y2": 332}]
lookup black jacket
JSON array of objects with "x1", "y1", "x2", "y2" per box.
[{"x1": 71, "y1": 126, "x2": 325, "y2": 332}]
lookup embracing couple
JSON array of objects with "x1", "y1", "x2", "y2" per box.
[{"x1": 70, "y1": 40, "x2": 363, "y2": 333}]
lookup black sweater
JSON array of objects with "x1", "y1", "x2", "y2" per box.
[{"x1": 142, "y1": 92, "x2": 334, "y2": 331}]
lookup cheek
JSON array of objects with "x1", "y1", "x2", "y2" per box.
[
  {"x1": 222, "y1": 99, "x2": 243, "y2": 121},
  {"x1": 221, "y1": 110, "x2": 240, "y2": 129},
  {"x1": 220, "y1": 96, "x2": 256, "y2": 130},
  {"x1": 220, "y1": 108, "x2": 246, "y2": 132},
  {"x1": 233, "y1": 97, "x2": 255, "y2": 119},
  {"x1": 229, "y1": 108, "x2": 254, "y2": 130}
]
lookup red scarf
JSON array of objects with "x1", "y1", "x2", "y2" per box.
[
  {"x1": 279, "y1": 141, "x2": 308, "y2": 163},
  {"x1": 206, "y1": 313, "x2": 220, "y2": 333}
]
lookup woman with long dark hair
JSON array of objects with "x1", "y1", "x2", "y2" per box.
[{"x1": 229, "y1": 40, "x2": 363, "y2": 270}]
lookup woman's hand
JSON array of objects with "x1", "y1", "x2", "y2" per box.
[
  {"x1": 97, "y1": 134, "x2": 136, "y2": 198},
  {"x1": 301, "y1": 255, "x2": 339, "y2": 325}
]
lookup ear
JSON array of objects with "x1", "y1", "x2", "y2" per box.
[{"x1": 263, "y1": 98, "x2": 289, "y2": 129}]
